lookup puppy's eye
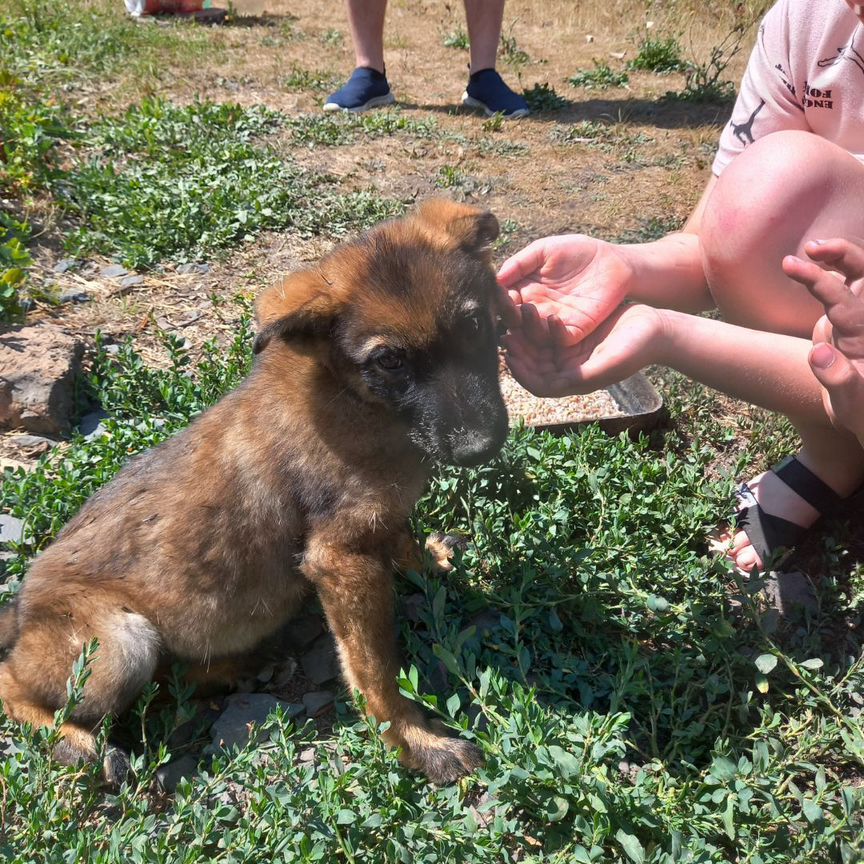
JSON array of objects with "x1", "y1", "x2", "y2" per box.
[{"x1": 375, "y1": 349, "x2": 405, "y2": 371}]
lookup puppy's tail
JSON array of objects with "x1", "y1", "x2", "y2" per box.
[{"x1": 0, "y1": 599, "x2": 19, "y2": 651}]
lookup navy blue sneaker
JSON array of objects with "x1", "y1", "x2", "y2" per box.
[
  {"x1": 323, "y1": 67, "x2": 395, "y2": 113},
  {"x1": 462, "y1": 68, "x2": 530, "y2": 118}
]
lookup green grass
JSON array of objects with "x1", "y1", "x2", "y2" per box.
[
  {"x1": 569, "y1": 63, "x2": 630, "y2": 91},
  {"x1": 2, "y1": 322, "x2": 864, "y2": 862},
  {"x1": 523, "y1": 83, "x2": 571, "y2": 112},
  {"x1": 56, "y1": 99, "x2": 402, "y2": 269},
  {"x1": 627, "y1": 36, "x2": 685, "y2": 74}
]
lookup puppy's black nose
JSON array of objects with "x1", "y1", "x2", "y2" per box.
[{"x1": 450, "y1": 431, "x2": 504, "y2": 467}]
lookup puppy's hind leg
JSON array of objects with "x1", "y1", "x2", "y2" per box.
[{"x1": 0, "y1": 603, "x2": 162, "y2": 786}]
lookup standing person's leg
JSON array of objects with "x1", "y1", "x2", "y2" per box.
[
  {"x1": 699, "y1": 130, "x2": 864, "y2": 570},
  {"x1": 324, "y1": 0, "x2": 395, "y2": 113},
  {"x1": 461, "y1": 0, "x2": 529, "y2": 118}
]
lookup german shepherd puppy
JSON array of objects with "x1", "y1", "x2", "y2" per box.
[{"x1": 0, "y1": 200, "x2": 508, "y2": 785}]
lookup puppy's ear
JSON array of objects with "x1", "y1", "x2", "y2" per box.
[
  {"x1": 415, "y1": 198, "x2": 500, "y2": 256},
  {"x1": 254, "y1": 270, "x2": 344, "y2": 355}
]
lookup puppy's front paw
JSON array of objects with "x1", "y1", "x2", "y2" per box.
[
  {"x1": 424, "y1": 532, "x2": 469, "y2": 574},
  {"x1": 403, "y1": 724, "x2": 484, "y2": 784}
]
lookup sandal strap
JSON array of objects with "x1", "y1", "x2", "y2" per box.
[{"x1": 772, "y1": 456, "x2": 842, "y2": 515}]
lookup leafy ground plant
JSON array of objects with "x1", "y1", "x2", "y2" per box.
[
  {"x1": 2, "y1": 329, "x2": 864, "y2": 862},
  {"x1": 569, "y1": 62, "x2": 630, "y2": 90},
  {"x1": 627, "y1": 35, "x2": 685, "y2": 73},
  {"x1": 523, "y1": 82, "x2": 571, "y2": 112},
  {"x1": 0, "y1": 212, "x2": 31, "y2": 322},
  {"x1": 55, "y1": 99, "x2": 402, "y2": 269}
]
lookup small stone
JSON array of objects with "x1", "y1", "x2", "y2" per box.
[
  {"x1": 104, "y1": 344, "x2": 121, "y2": 356},
  {"x1": 53, "y1": 259, "x2": 76, "y2": 274},
  {"x1": 0, "y1": 325, "x2": 85, "y2": 436},
  {"x1": 302, "y1": 690, "x2": 334, "y2": 717},
  {"x1": 156, "y1": 754, "x2": 199, "y2": 792},
  {"x1": 765, "y1": 570, "x2": 818, "y2": 615},
  {"x1": 0, "y1": 515, "x2": 25, "y2": 546},
  {"x1": 288, "y1": 613, "x2": 324, "y2": 648},
  {"x1": 59, "y1": 292, "x2": 90, "y2": 305},
  {"x1": 119, "y1": 275, "x2": 145, "y2": 289},
  {"x1": 176, "y1": 263, "x2": 209, "y2": 275},
  {"x1": 79, "y1": 409, "x2": 109, "y2": 440},
  {"x1": 256, "y1": 663, "x2": 275, "y2": 684},
  {"x1": 10, "y1": 434, "x2": 56, "y2": 455},
  {"x1": 284, "y1": 703, "x2": 305, "y2": 719},
  {"x1": 301, "y1": 635, "x2": 340, "y2": 685},
  {"x1": 298, "y1": 747, "x2": 316, "y2": 762},
  {"x1": 207, "y1": 693, "x2": 282, "y2": 752},
  {"x1": 100, "y1": 264, "x2": 128, "y2": 279}
]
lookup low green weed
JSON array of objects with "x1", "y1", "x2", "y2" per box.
[
  {"x1": 523, "y1": 82, "x2": 571, "y2": 112},
  {"x1": 443, "y1": 28, "x2": 470, "y2": 50},
  {"x1": 0, "y1": 212, "x2": 31, "y2": 321},
  {"x1": 569, "y1": 62, "x2": 630, "y2": 90},
  {"x1": 627, "y1": 36, "x2": 685, "y2": 73},
  {"x1": 56, "y1": 99, "x2": 401, "y2": 268},
  {"x1": 282, "y1": 65, "x2": 340, "y2": 93},
  {"x1": 286, "y1": 110, "x2": 439, "y2": 147}
]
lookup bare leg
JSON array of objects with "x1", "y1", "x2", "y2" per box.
[
  {"x1": 463, "y1": 0, "x2": 505, "y2": 73},
  {"x1": 344, "y1": 0, "x2": 387, "y2": 73},
  {"x1": 700, "y1": 130, "x2": 864, "y2": 570}
]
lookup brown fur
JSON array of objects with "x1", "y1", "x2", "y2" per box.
[{"x1": 0, "y1": 200, "x2": 508, "y2": 785}]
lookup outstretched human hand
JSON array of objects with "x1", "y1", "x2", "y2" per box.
[
  {"x1": 784, "y1": 237, "x2": 864, "y2": 443},
  {"x1": 502, "y1": 303, "x2": 664, "y2": 397},
  {"x1": 497, "y1": 235, "x2": 634, "y2": 346}
]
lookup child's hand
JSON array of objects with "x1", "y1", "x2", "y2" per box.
[
  {"x1": 497, "y1": 235, "x2": 634, "y2": 346},
  {"x1": 501, "y1": 303, "x2": 664, "y2": 397},
  {"x1": 784, "y1": 237, "x2": 864, "y2": 443}
]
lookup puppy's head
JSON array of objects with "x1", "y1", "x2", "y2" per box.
[{"x1": 255, "y1": 199, "x2": 508, "y2": 467}]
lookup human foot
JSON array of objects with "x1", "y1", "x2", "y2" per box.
[{"x1": 718, "y1": 456, "x2": 842, "y2": 572}]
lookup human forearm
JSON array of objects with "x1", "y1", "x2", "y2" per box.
[
  {"x1": 655, "y1": 309, "x2": 824, "y2": 420},
  {"x1": 619, "y1": 232, "x2": 713, "y2": 314}
]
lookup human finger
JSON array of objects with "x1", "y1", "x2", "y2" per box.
[
  {"x1": 809, "y1": 341, "x2": 864, "y2": 439},
  {"x1": 803, "y1": 237, "x2": 864, "y2": 285},
  {"x1": 497, "y1": 239, "x2": 550, "y2": 289},
  {"x1": 783, "y1": 254, "x2": 851, "y2": 308}
]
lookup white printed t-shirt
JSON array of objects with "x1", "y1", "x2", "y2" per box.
[{"x1": 713, "y1": 0, "x2": 864, "y2": 175}]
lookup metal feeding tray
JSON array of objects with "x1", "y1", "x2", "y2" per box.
[{"x1": 500, "y1": 365, "x2": 665, "y2": 436}]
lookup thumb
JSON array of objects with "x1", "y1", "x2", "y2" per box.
[{"x1": 809, "y1": 342, "x2": 864, "y2": 437}]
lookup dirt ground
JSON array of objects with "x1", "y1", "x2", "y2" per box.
[{"x1": 6, "y1": 0, "x2": 759, "y2": 467}]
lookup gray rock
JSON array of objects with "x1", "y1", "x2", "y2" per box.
[
  {"x1": 0, "y1": 515, "x2": 25, "y2": 546},
  {"x1": 10, "y1": 434, "x2": 56, "y2": 454},
  {"x1": 59, "y1": 292, "x2": 90, "y2": 305},
  {"x1": 119, "y1": 275, "x2": 144, "y2": 289},
  {"x1": 53, "y1": 259, "x2": 76, "y2": 274},
  {"x1": 298, "y1": 747, "x2": 316, "y2": 762},
  {"x1": 300, "y1": 635, "x2": 340, "y2": 685},
  {"x1": 765, "y1": 570, "x2": 818, "y2": 615},
  {"x1": 104, "y1": 344, "x2": 121, "y2": 356},
  {"x1": 283, "y1": 703, "x2": 305, "y2": 719},
  {"x1": 0, "y1": 325, "x2": 85, "y2": 435},
  {"x1": 208, "y1": 693, "x2": 281, "y2": 752},
  {"x1": 79, "y1": 409, "x2": 109, "y2": 440},
  {"x1": 156, "y1": 755, "x2": 199, "y2": 792},
  {"x1": 288, "y1": 613, "x2": 324, "y2": 648},
  {"x1": 100, "y1": 264, "x2": 128, "y2": 279},
  {"x1": 302, "y1": 690, "x2": 334, "y2": 717},
  {"x1": 176, "y1": 263, "x2": 210, "y2": 275}
]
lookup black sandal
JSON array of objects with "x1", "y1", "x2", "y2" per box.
[{"x1": 734, "y1": 456, "x2": 842, "y2": 567}]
